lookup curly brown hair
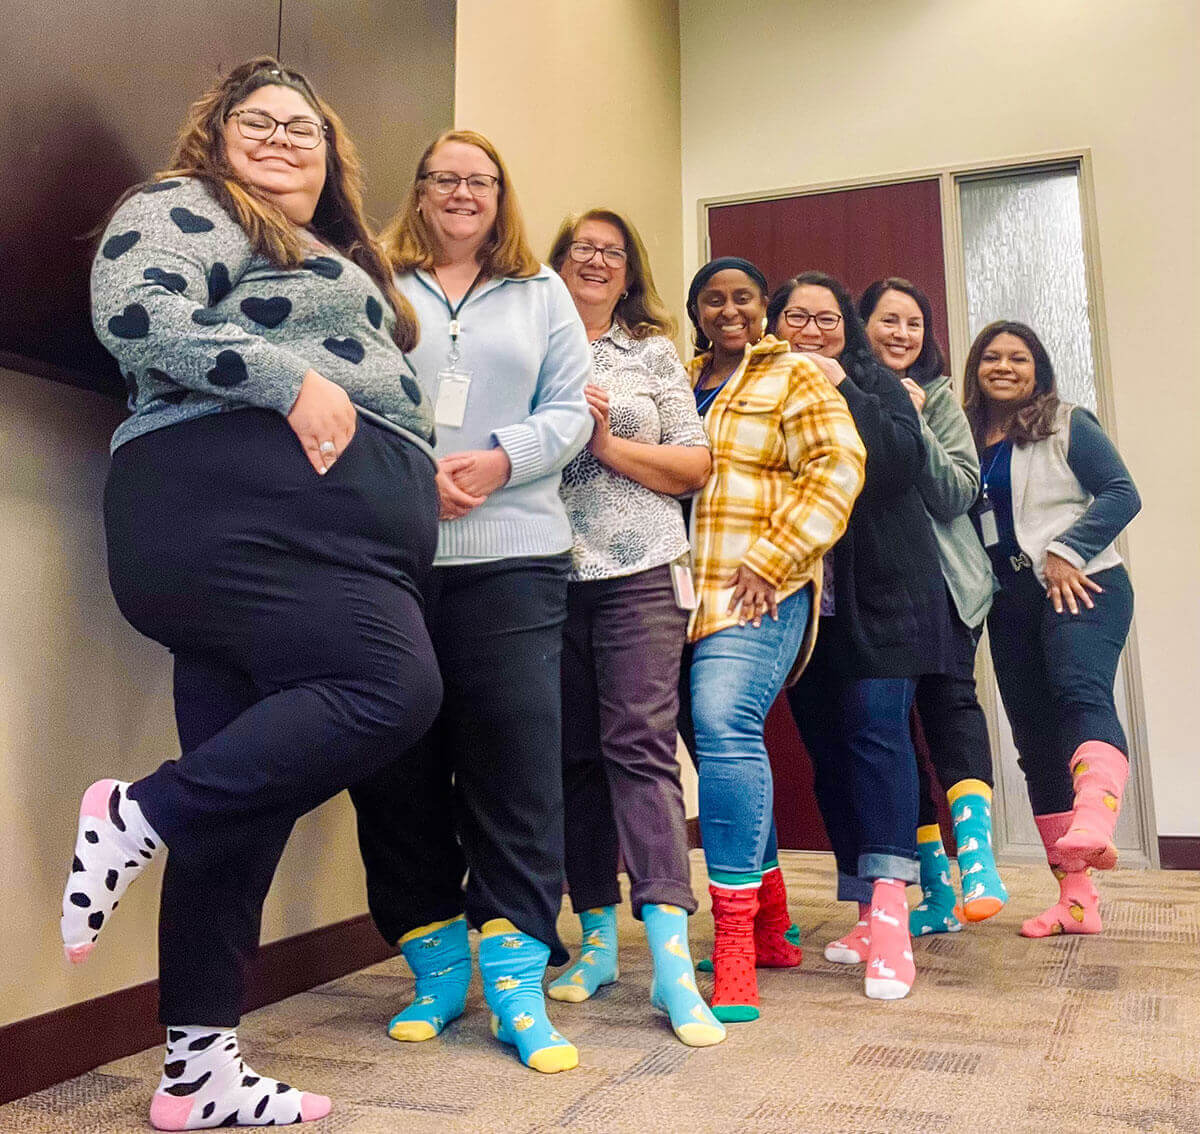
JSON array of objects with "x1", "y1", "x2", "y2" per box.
[
  {"x1": 124, "y1": 55, "x2": 418, "y2": 351},
  {"x1": 547, "y1": 208, "x2": 676, "y2": 340},
  {"x1": 962, "y1": 320, "x2": 1060, "y2": 449}
]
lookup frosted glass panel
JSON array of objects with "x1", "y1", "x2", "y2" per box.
[{"x1": 960, "y1": 169, "x2": 1097, "y2": 411}]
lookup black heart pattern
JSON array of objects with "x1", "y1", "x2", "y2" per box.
[
  {"x1": 366, "y1": 295, "x2": 383, "y2": 329},
  {"x1": 143, "y1": 267, "x2": 187, "y2": 293},
  {"x1": 207, "y1": 262, "x2": 231, "y2": 306},
  {"x1": 170, "y1": 207, "x2": 215, "y2": 234},
  {"x1": 102, "y1": 231, "x2": 140, "y2": 260},
  {"x1": 191, "y1": 308, "x2": 224, "y2": 326},
  {"x1": 323, "y1": 336, "x2": 364, "y2": 364},
  {"x1": 206, "y1": 349, "x2": 249, "y2": 387},
  {"x1": 142, "y1": 179, "x2": 182, "y2": 194},
  {"x1": 401, "y1": 375, "x2": 423, "y2": 404},
  {"x1": 108, "y1": 304, "x2": 150, "y2": 339},
  {"x1": 303, "y1": 256, "x2": 343, "y2": 280},
  {"x1": 240, "y1": 296, "x2": 292, "y2": 328}
]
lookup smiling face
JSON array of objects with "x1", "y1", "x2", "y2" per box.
[
  {"x1": 419, "y1": 140, "x2": 500, "y2": 259},
  {"x1": 558, "y1": 218, "x2": 627, "y2": 320},
  {"x1": 976, "y1": 331, "x2": 1038, "y2": 408},
  {"x1": 774, "y1": 284, "x2": 846, "y2": 358},
  {"x1": 865, "y1": 288, "x2": 925, "y2": 374},
  {"x1": 222, "y1": 84, "x2": 327, "y2": 224},
  {"x1": 695, "y1": 269, "x2": 766, "y2": 357}
]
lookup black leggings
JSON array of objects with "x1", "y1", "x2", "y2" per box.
[
  {"x1": 105, "y1": 409, "x2": 441, "y2": 1026},
  {"x1": 986, "y1": 562, "x2": 1133, "y2": 815}
]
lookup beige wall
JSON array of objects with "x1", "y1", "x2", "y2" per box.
[
  {"x1": 455, "y1": 0, "x2": 685, "y2": 335},
  {"x1": 680, "y1": 0, "x2": 1199, "y2": 834}
]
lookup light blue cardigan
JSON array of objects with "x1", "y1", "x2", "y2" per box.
[{"x1": 396, "y1": 266, "x2": 593, "y2": 564}]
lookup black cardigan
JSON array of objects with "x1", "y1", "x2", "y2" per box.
[{"x1": 814, "y1": 354, "x2": 955, "y2": 679}]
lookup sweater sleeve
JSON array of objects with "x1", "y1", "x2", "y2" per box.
[
  {"x1": 90, "y1": 178, "x2": 310, "y2": 415},
  {"x1": 491, "y1": 272, "x2": 594, "y2": 487},
  {"x1": 1047, "y1": 407, "x2": 1142, "y2": 567},
  {"x1": 915, "y1": 378, "x2": 981, "y2": 522},
  {"x1": 837, "y1": 360, "x2": 926, "y2": 499},
  {"x1": 741, "y1": 358, "x2": 867, "y2": 588}
]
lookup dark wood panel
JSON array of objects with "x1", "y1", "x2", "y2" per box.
[
  {"x1": 0, "y1": 1, "x2": 280, "y2": 393},
  {"x1": 1159, "y1": 837, "x2": 1200, "y2": 871}
]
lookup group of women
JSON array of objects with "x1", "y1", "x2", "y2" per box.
[{"x1": 61, "y1": 57, "x2": 1141, "y2": 1128}]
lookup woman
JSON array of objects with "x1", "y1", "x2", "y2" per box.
[
  {"x1": 542, "y1": 210, "x2": 723, "y2": 1046},
  {"x1": 70, "y1": 57, "x2": 439, "y2": 1128},
  {"x1": 685, "y1": 257, "x2": 865, "y2": 1022},
  {"x1": 349, "y1": 130, "x2": 592, "y2": 1074},
  {"x1": 772, "y1": 270, "x2": 955, "y2": 1001},
  {"x1": 860, "y1": 277, "x2": 1007, "y2": 935},
  {"x1": 962, "y1": 321, "x2": 1139, "y2": 937}
]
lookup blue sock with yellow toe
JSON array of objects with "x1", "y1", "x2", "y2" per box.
[
  {"x1": 480, "y1": 919, "x2": 578, "y2": 1074},
  {"x1": 388, "y1": 915, "x2": 471, "y2": 1041},
  {"x1": 645, "y1": 904, "x2": 725, "y2": 1047},
  {"x1": 547, "y1": 906, "x2": 618, "y2": 1002}
]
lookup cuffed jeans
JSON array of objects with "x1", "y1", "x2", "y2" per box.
[{"x1": 692, "y1": 587, "x2": 811, "y2": 877}]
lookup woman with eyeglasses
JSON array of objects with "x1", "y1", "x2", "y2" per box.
[
  {"x1": 769, "y1": 271, "x2": 955, "y2": 1001},
  {"x1": 683, "y1": 258, "x2": 865, "y2": 1023},
  {"x1": 540, "y1": 210, "x2": 722, "y2": 1046},
  {"x1": 962, "y1": 321, "x2": 1139, "y2": 938},
  {"x1": 349, "y1": 130, "x2": 592, "y2": 1074},
  {"x1": 74, "y1": 56, "x2": 440, "y2": 1128},
  {"x1": 859, "y1": 277, "x2": 1008, "y2": 936}
]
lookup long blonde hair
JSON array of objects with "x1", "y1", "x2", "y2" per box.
[
  {"x1": 125, "y1": 55, "x2": 418, "y2": 351},
  {"x1": 548, "y1": 208, "x2": 676, "y2": 340},
  {"x1": 382, "y1": 129, "x2": 540, "y2": 279}
]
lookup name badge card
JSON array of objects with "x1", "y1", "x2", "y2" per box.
[
  {"x1": 434, "y1": 369, "x2": 472, "y2": 429},
  {"x1": 977, "y1": 499, "x2": 999, "y2": 548}
]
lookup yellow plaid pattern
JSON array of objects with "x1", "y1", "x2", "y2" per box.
[{"x1": 686, "y1": 336, "x2": 865, "y2": 664}]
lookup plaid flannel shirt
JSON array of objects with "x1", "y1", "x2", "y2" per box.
[{"x1": 686, "y1": 336, "x2": 866, "y2": 669}]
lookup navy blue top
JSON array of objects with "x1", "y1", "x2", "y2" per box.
[{"x1": 978, "y1": 439, "x2": 1022, "y2": 572}]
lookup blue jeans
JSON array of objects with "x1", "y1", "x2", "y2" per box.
[
  {"x1": 788, "y1": 665, "x2": 921, "y2": 903},
  {"x1": 692, "y1": 587, "x2": 811, "y2": 876}
]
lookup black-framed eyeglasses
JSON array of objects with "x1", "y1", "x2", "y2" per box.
[
  {"x1": 227, "y1": 109, "x2": 327, "y2": 148},
  {"x1": 782, "y1": 308, "x2": 843, "y2": 331},
  {"x1": 567, "y1": 241, "x2": 628, "y2": 268},
  {"x1": 421, "y1": 171, "x2": 501, "y2": 196}
]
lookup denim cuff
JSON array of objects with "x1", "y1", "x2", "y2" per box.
[
  {"x1": 836, "y1": 870, "x2": 874, "y2": 905},
  {"x1": 858, "y1": 852, "x2": 920, "y2": 886}
]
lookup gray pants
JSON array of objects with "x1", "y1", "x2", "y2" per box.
[{"x1": 560, "y1": 564, "x2": 697, "y2": 918}]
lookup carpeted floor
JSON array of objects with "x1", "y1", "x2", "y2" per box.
[{"x1": 4, "y1": 852, "x2": 1199, "y2": 1133}]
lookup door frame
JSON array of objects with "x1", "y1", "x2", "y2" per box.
[{"x1": 697, "y1": 148, "x2": 1159, "y2": 866}]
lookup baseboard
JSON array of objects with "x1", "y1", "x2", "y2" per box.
[
  {"x1": 1158, "y1": 836, "x2": 1200, "y2": 870},
  {"x1": 0, "y1": 913, "x2": 394, "y2": 1106}
]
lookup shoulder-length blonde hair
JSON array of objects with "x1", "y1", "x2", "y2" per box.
[
  {"x1": 382, "y1": 129, "x2": 540, "y2": 280},
  {"x1": 962, "y1": 320, "x2": 1060, "y2": 449},
  {"x1": 547, "y1": 208, "x2": 676, "y2": 340},
  {"x1": 121, "y1": 55, "x2": 417, "y2": 351}
]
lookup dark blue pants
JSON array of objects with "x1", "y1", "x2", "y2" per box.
[
  {"x1": 105, "y1": 409, "x2": 442, "y2": 1025},
  {"x1": 986, "y1": 563, "x2": 1133, "y2": 815},
  {"x1": 788, "y1": 643, "x2": 920, "y2": 903}
]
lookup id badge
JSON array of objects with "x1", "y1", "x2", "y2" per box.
[
  {"x1": 977, "y1": 499, "x2": 999, "y2": 548},
  {"x1": 434, "y1": 369, "x2": 472, "y2": 429},
  {"x1": 670, "y1": 557, "x2": 698, "y2": 611}
]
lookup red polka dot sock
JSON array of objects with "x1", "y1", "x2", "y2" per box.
[
  {"x1": 753, "y1": 865, "x2": 803, "y2": 967},
  {"x1": 1055, "y1": 742, "x2": 1129, "y2": 873},
  {"x1": 824, "y1": 903, "x2": 871, "y2": 964},
  {"x1": 864, "y1": 879, "x2": 915, "y2": 1000},
  {"x1": 708, "y1": 883, "x2": 760, "y2": 1023},
  {"x1": 148, "y1": 1027, "x2": 329, "y2": 1130},
  {"x1": 61, "y1": 779, "x2": 163, "y2": 964}
]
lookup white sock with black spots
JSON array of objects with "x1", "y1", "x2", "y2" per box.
[
  {"x1": 149, "y1": 1027, "x2": 331, "y2": 1130},
  {"x1": 61, "y1": 779, "x2": 164, "y2": 963}
]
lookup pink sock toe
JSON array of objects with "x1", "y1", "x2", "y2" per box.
[
  {"x1": 149, "y1": 1092, "x2": 195, "y2": 1131},
  {"x1": 300, "y1": 1092, "x2": 332, "y2": 1122},
  {"x1": 64, "y1": 943, "x2": 94, "y2": 965},
  {"x1": 81, "y1": 778, "x2": 119, "y2": 820}
]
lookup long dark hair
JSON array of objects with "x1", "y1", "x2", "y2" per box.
[
  {"x1": 962, "y1": 320, "x2": 1060, "y2": 448},
  {"x1": 858, "y1": 276, "x2": 945, "y2": 385},
  {"x1": 766, "y1": 270, "x2": 880, "y2": 388}
]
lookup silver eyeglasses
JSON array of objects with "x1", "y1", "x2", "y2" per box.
[
  {"x1": 567, "y1": 241, "x2": 628, "y2": 268},
  {"x1": 421, "y1": 171, "x2": 501, "y2": 196}
]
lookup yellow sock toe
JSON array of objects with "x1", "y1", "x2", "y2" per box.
[
  {"x1": 388, "y1": 1019, "x2": 437, "y2": 1042},
  {"x1": 674, "y1": 1021, "x2": 727, "y2": 1048},
  {"x1": 546, "y1": 984, "x2": 591, "y2": 1003},
  {"x1": 527, "y1": 1043, "x2": 579, "y2": 1073}
]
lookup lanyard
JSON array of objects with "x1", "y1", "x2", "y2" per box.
[
  {"x1": 695, "y1": 377, "x2": 729, "y2": 418},
  {"x1": 433, "y1": 269, "x2": 485, "y2": 365},
  {"x1": 980, "y1": 441, "x2": 1009, "y2": 502}
]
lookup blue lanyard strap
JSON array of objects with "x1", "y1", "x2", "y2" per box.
[
  {"x1": 695, "y1": 376, "x2": 730, "y2": 417},
  {"x1": 981, "y1": 441, "x2": 1008, "y2": 499}
]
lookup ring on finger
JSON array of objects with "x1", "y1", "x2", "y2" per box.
[{"x1": 319, "y1": 440, "x2": 336, "y2": 456}]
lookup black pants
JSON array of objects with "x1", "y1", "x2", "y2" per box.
[
  {"x1": 914, "y1": 608, "x2": 993, "y2": 826},
  {"x1": 560, "y1": 565, "x2": 696, "y2": 918},
  {"x1": 986, "y1": 562, "x2": 1133, "y2": 815},
  {"x1": 105, "y1": 409, "x2": 442, "y2": 1026},
  {"x1": 352, "y1": 555, "x2": 572, "y2": 965}
]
